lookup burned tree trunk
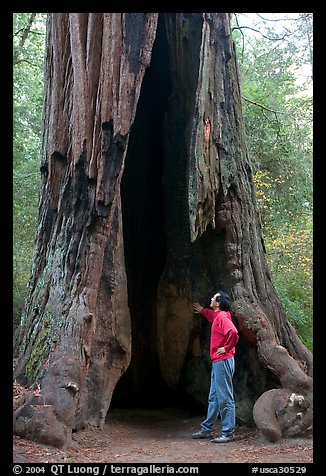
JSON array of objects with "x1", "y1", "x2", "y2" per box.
[
  {"x1": 13, "y1": 12, "x2": 159, "y2": 446},
  {"x1": 14, "y1": 13, "x2": 312, "y2": 447}
]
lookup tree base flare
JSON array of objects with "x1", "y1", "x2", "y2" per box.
[
  {"x1": 14, "y1": 394, "x2": 71, "y2": 448},
  {"x1": 253, "y1": 388, "x2": 313, "y2": 442}
]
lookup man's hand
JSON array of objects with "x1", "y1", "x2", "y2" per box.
[
  {"x1": 216, "y1": 347, "x2": 226, "y2": 355},
  {"x1": 193, "y1": 302, "x2": 203, "y2": 313}
]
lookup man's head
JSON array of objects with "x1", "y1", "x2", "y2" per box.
[{"x1": 211, "y1": 290, "x2": 231, "y2": 311}]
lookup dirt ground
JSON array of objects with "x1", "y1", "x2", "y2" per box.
[{"x1": 13, "y1": 406, "x2": 313, "y2": 464}]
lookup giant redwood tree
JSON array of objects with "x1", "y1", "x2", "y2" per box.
[{"x1": 13, "y1": 13, "x2": 312, "y2": 447}]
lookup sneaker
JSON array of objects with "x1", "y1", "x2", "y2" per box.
[
  {"x1": 211, "y1": 433, "x2": 234, "y2": 443},
  {"x1": 191, "y1": 430, "x2": 214, "y2": 439}
]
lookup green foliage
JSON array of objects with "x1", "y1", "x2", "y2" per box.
[
  {"x1": 232, "y1": 14, "x2": 313, "y2": 351},
  {"x1": 13, "y1": 13, "x2": 46, "y2": 329},
  {"x1": 265, "y1": 217, "x2": 313, "y2": 350}
]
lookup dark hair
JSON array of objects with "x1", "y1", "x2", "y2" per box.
[
  {"x1": 215, "y1": 290, "x2": 231, "y2": 311},
  {"x1": 216, "y1": 290, "x2": 240, "y2": 330}
]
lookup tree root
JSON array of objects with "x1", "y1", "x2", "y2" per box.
[{"x1": 253, "y1": 388, "x2": 313, "y2": 442}]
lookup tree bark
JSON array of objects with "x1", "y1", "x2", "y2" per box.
[{"x1": 14, "y1": 13, "x2": 312, "y2": 447}]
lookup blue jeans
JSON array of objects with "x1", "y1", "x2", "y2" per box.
[{"x1": 200, "y1": 358, "x2": 236, "y2": 436}]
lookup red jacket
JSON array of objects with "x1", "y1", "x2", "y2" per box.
[{"x1": 200, "y1": 308, "x2": 239, "y2": 362}]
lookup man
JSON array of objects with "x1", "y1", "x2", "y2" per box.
[{"x1": 191, "y1": 290, "x2": 239, "y2": 443}]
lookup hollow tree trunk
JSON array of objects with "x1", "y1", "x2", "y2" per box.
[
  {"x1": 13, "y1": 13, "x2": 312, "y2": 447},
  {"x1": 13, "y1": 12, "x2": 159, "y2": 446}
]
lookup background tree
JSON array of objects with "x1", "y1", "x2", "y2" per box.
[
  {"x1": 13, "y1": 13, "x2": 312, "y2": 447},
  {"x1": 13, "y1": 13, "x2": 46, "y2": 328},
  {"x1": 232, "y1": 13, "x2": 313, "y2": 350}
]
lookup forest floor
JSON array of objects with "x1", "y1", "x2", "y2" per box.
[{"x1": 13, "y1": 406, "x2": 313, "y2": 465}]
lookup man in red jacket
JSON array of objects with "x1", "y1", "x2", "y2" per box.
[{"x1": 191, "y1": 290, "x2": 239, "y2": 443}]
